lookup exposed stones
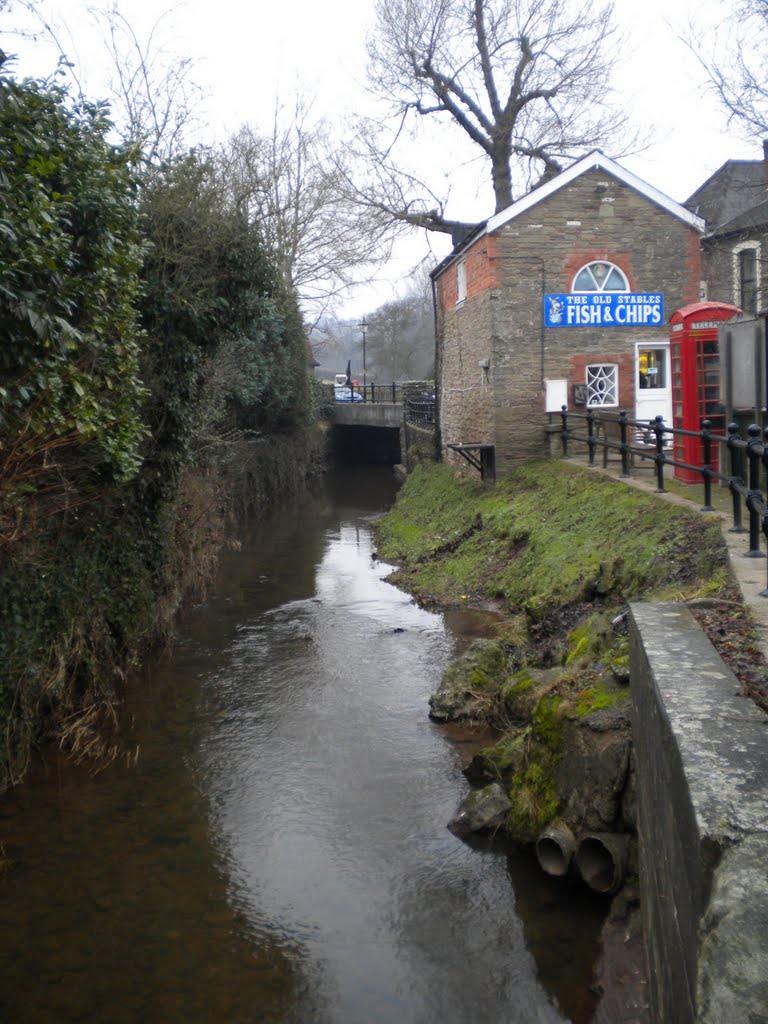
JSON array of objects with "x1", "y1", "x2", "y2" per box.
[
  {"x1": 448, "y1": 783, "x2": 512, "y2": 835},
  {"x1": 555, "y1": 706, "x2": 632, "y2": 833},
  {"x1": 428, "y1": 638, "x2": 506, "y2": 722}
]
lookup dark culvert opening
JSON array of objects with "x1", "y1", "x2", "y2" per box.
[{"x1": 333, "y1": 425, "x2": 402, "y2": 466}]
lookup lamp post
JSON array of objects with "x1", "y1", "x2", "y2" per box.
[{"x1": 359, "y1": 317, "x2": 369, "y2": 390}]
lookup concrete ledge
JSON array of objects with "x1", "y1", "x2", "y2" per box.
[
  {"x1": 629, "y1": 602, "x2": 768, "y2": 1024},
  {"x1": 332, "y1": 403, "x2": 404, "y2": 427}
]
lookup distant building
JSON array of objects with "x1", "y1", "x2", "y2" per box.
[{"x1": 685, "y1": 144, "x2": 768, "y2": 315}]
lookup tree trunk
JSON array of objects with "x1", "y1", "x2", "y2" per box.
[{"x1": 491, "y1": 144, "x2": 514, "y2": 213}]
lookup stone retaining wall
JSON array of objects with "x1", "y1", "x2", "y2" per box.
[{"x1": 628, "y1": 603, "x2": 768, "y2": 1024}]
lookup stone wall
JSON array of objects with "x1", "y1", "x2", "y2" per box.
[
  {"x1": 436, "y1": 277, "x2": 498, "y2": 471},
  {"x1": 628, "y1": 602, "x2": 768, "y2": 1024},
  {"x1": 701, "y1": 231, "x2": 768, "y2": 313},
  {"x1": 404, "y1": 420, "x2": 439, "y2": 469},
  {"x1": 435, "y1": 168, "x2": 702, "y2": 475}
]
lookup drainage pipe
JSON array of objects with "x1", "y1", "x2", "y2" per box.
[
  {"x1": 575, "y1": 833, "x2": 629, "y2": 894},
  {"x1": 535, "y1": 820, "x2": 576, "y2": 877}
]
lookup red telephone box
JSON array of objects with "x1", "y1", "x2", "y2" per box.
[{"x1": 669, "y1": 301, "x2": 741, "y2": 482}]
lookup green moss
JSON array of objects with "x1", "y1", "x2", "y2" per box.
[
  {"x1": 497, "y1": 690, "x2": 565, "y2": 842},
  {"x1": 564, "y1": 613, "x2": 614, "y2": 666},
  {"x1": 532, "y1": 694, "x2": 563, "y2": 749},
  {"x1": 474, "y1": 727, "x2": 530, "y2": 783},
  {"x1": 506, "y1": 759, "x2": 562, "y2": 842},
  {"x1": 575, "y1": 681, "x2": 630, "y2": 717}
]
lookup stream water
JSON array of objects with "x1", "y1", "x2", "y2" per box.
[{"x1": 0, "y1": 467, "x2": 608, "y2": 1024}]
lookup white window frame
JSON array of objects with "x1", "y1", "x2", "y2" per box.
[
  {"x1": 456, "y1": 258, "x2": 467, "y2": 304},
  {"x1": 733, "y1": 240, "x2": 761, "y2": 313},
  {"x1": 571, "y1": 260, "x2": 629, "y2": 293},
  {"x1": 585, "y1": 363, "x2": 619, "y2": 407}
]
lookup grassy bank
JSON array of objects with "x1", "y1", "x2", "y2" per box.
[
  {"x1": 376, "y1": 461, "x2": 728, "y2": 617},
  {"x1": 375, "y1": 460, "x2": 732, "y2": 841}
]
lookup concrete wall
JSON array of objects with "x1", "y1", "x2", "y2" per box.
[
  {"x1": 628, "y1": 603, "x2": 768, "y2": 1024},
  {"x1": 331, "y1": 404, "x2": 403, "y2": 428}
]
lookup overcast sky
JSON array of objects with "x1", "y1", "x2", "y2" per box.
[{"x1": 3, "y1": 0, "x2": 758, "y2": 318}]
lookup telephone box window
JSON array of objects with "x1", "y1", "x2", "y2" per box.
[
  {"x1": 586, "y1": 364, "x2": 618, "y2": 406},
  {"x1": 572, "y1": 261, "x2": 629, "y2": 293}
]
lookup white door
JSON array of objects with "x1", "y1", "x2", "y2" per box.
[{"x1": 635, "y1": 343, "x2": 672, "y2": 436}]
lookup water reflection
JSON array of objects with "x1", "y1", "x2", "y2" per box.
[{"x1": 0, "y1": 467, "x2": 603, "y2": 1023}]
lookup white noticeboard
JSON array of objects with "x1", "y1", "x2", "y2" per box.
[{"x1": 544, "y1": 379, "x2": 568, "y2": 413}]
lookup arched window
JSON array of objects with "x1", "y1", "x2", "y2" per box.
[{"x1": 571, "y1": 261, "x2": 629, "y2": 293}]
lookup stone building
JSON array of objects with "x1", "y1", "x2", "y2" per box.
[
  {"x1": 685, "y1": 144, "x2": 768, "y2": 314},
  {"x1": 431, "y1": 151, "x2": 705, "y2": 476}
]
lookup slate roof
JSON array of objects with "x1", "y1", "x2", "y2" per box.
[
  {"x1": 432, "y1": 150, "x2": 704, "y2": 276},
  {"x1": 684, "y1": 159, "x2": 768, "y2": 236},
  {"x1": 485, "y1": 150, "x2": 704, "y2": 234}
]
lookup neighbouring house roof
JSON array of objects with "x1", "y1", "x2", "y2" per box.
[
  {"x1": 714, "y1": 197, "x2": 768, "y2": 238},
  {"x1": 432, "y1": 150, "x2": 705, "y2": 277},
  {"x1": 684, "y1": 159, "x2": 768, "y2": 237}
]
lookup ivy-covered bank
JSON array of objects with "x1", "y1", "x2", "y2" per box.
[
  {"x1": 375, "y1": 461, "x2": 731, "y2": 845},
  {"x1": 0, "y1": 62, "x2": 330, "y2": 789}
]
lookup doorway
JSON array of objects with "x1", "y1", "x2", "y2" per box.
[{"x1": 635, "y1": 342, "x2": 672, "y2": 437}]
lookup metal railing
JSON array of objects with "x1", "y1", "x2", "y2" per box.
[
  {"x1": 404, "y1": 397, "x2": 436, "y2": 428},
  {"x1": 328, "y1": 382, "x2": 404, "y2": 404},
  {"x1": 557, "y1": 406, "x2": 768, "y2": 597}
]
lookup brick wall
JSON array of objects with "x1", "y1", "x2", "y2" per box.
[{"x1": 435, "y1": 168, "x2": 703, "y2": 475}]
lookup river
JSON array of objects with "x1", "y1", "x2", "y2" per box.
[{"x1": 0, "y1": 467, "x2": 608, "y2": 1024}]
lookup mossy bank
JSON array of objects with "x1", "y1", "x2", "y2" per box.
[{"x1": 375, "y1": 460, "x2": 731, "y2": 845}]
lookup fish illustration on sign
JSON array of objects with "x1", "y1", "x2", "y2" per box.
[{"x1": 547, "y1": 296, "x2": 565, "y2": 324}]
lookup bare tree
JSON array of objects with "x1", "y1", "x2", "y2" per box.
[
  {"x1": 366, "y1": 267, "x2": 436, "y2": 380},
  {"x1": 3, "y1": 1, "x2": 204, "y2": 164},
  {"x1": 687, "y1": 0, "x2": 768, "y2": 141},
  {"x1": 90, "y1": 3, "x2": 205, "y2": 164},
  {"x1": 219, "y1": 99, "x2": 394, "y2": 323},
  {"x1": 362, "y1": 0, "x2": 630, "y2": 218},
  {"x1": 337, "y1": 117, "x2": 471, "y2": 236}
]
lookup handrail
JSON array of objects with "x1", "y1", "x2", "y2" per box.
[
  {"x1": 558, "y1": 407, "x2": 768, "y2": 597},
  {"x1": 404, "y1": 397, "x2": 436, "y2": 428},
  {"x1": 327, "y1": 382, "x2": 404, "y2": 404}
]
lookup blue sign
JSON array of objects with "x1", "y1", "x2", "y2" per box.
[{"x1": 544, "y1": 293, "x2": 664, "y2": 327}]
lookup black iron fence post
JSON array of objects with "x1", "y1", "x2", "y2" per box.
[
  {"x1": 761, "y1": 425, "x2": 768, "y2": 593},
  {"x1": 700, "y1": 419, "x2": 714, "y2": 511},
  {"x1": 745, "y1": 424, "x2": 764, "y2": 558},
  {"x1": 586, "y1": 407, "x2": 596, "y2": 466},
  {"x1": 392, "y1": 382, "x2": 397, "y2": 404},
  {"x1": 653, "y1": 415, "x2": 666, "y2": 493},
  {"x1": 619, "y1": 410, "x2": 630, "y2": 478},
  {"x1": 560, "y1": 405, "x2": 569, "y2": 458},
  {"x1": 728, "y1": 422, "x2": 746, "y2": 534}
]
